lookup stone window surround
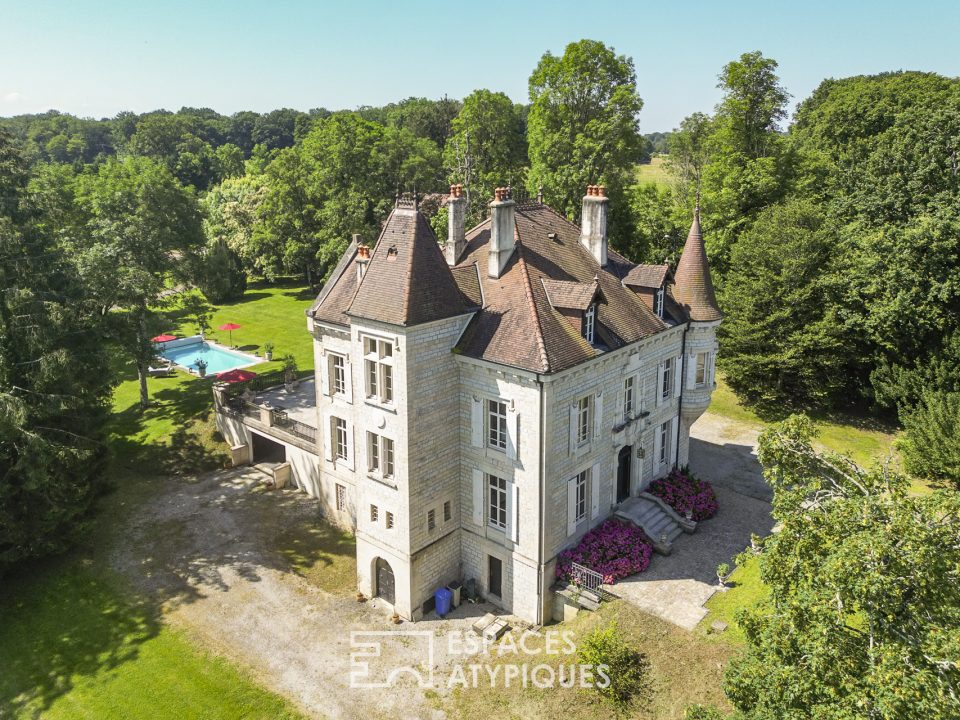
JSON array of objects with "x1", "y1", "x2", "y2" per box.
[
  {"x1": 487, "y1": 473, "x2": 508, "y2": 531},
  {"x1": 362, "y1": 334, "x2": 394, "y2": 407},
  {"x1": 329, "y1": 352, "x2": 347, "y2": 396},
  {"x1": 366, "y1": 431, "x2": 395, "y2": 479},
  {"x1": 576, "y1": 394, "x2": 592, "y2": 446},
  {"x1": 487, "y1": 398, "x2": 508, "y2": 451}
]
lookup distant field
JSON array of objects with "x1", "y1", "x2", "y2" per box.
[{"x1": 635, "y1": 155, "x2": 673, "y2": 189}]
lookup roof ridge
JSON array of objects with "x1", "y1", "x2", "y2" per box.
[{"x1": 513, "y1": 223, "x2": 551, "y2": 373}]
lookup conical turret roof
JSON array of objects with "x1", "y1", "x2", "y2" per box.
[{"x1": 673, "y1": 208, "x2": 722, "y2": 322}]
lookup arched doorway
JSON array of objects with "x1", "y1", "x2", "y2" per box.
[
  {"x1": 374, "y1": 557, "x2": 395, "y2": 605},
  {"x1": 617, "y1": 445, "x2": 632, "y2": 503}
]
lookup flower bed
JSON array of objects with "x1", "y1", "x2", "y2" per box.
[
  {"x1": 648, "y1": 468, "x2": 718, "y2": 521},
  {"x1": 556, "y1": 519, "x2": 653, "y2": 585}
]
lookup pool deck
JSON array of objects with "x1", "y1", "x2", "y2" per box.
[{"x1": 252, "y1": 379, "x2": 317, "y2": 428}]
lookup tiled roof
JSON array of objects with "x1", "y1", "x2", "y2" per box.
[
  {"x1": 454, "y1": 203, "x2": 669, "y2": 373},
  {"x1": 673, "y1": 212, "x2": 722, "y2": 322},
  {"x1": 541, "y1": 278, "x2": 601, "y2": 310},
  {"x1": 623, "y1": 264, "x2": 669, "y2": 289},
  {"x1": 310, "y1": 236, "x2": 359, "y2": 327},
  {"x1": 450, "y1": 263, "x2": 483, "y2": 308}
]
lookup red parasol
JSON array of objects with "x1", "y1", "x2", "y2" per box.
[
  {"x1": 215, "y1": 368, "x2": 257, "y2": 383},
  {"x1": 218, "y1": 323, "x2": 242, "y2": 346},
  {"x1": 152, "y1": 334, "x2": 177, "y2": 343}
]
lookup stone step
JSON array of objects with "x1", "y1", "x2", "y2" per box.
[{"x1": 667, "y1": 524, "x2": 684, "y2": 542}]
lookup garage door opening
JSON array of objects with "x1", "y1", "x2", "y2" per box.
[{"x1": 251, "y1": 432, "x2": 286, "y2": 464}]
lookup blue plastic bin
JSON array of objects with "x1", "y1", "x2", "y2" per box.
[{"x1": 435, "y1": 587, "x2": 453, "y2": 617}]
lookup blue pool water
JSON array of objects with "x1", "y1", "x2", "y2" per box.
[{"x1": 159, "y1": 341, "x2": 257, "y2": 375}]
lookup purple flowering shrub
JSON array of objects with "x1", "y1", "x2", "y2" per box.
[
  {"x1": 556, "y1": 520, "x2": 653, "y2": 585},
  {"x1": 648, "y1": 467, "x2": 718, "y2": 521}
]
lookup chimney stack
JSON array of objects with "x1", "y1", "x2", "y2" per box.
[
  {"x1": 488, "y1": 186, "x2": 516, "y2": 279},
  {"x1": 580, "y1": 184, "x2": 608, "y2": 267},
  {"x1": 444, "y1": 184, "x2": 467, "y2": 266},
  {"x1": 355, "y1": 233, "x2": 370, "y2": 281}
]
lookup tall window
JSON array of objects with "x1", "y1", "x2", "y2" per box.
[
  {"x1": 443, "y1": 500, "x2": 452, "y2": 523},
  {"x1": 427, "y1": 509, "x2": 436, "y2": 532},
  {"x1": 662, "y1": 358, "x2": 673, "y2": 400},
  {"x1": 623, "y1": 376, "x2": 635, "y2": 420},
  {"x1": 332, "y1": 417, "x2": 348, "y2": 460},
  {"x1": 654, "y1": 287, "x2": 665, "y2": 318},
  {"x1": 363, "y1": 337, "x2": 394, "y2": 404},
  {"x1": 583, "y1": 304, "x2": 596, "y2": 343},
  {"x1": 575, "y1": 471, "x2": 588, "y2": 523},
  {"x1": 576, "y1": 395, "x2": 592, "y2": 445},
  {"x1": 335, "y1": 483, "x2": 346, "y2": 512},
  {"x1": 488, "y1": 474, "x2": 507, "y2": 530},
  {"x1": 659, "y1": 421, "x2": 670, "y2": 465},
  {"x1": 330, "y1": 354, "x2": 346, "y2": 395},
  {"x1": 487, "y1": 399, "x2": 507, "y2": 451},
  {"x1": 695, "y1": 352, "x2": 707, "y2": 386},
  {"x1": 367, "y1": 432, "x2": 394, "y2": 478}
]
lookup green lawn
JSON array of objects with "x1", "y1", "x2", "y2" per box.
[
  {"x1": 634, "y1": 155, "x2": 672, "y2": 189},
  {"x1": 699, "y1": 555, "x2": 768, "y2": 644}
]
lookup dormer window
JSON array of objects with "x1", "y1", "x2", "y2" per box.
[
  {"x1": 654, "y1": 286, "x2": 665, "y2": 319},
  {"x1": 583, "y1": 304, "x2": 596, "y2": 344}
]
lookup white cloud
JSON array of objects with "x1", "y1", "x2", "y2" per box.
[{"x1": 3, "y1": 92, "x2": 23, "y2": 103}]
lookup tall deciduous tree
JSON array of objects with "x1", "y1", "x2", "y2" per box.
[
  {"x1": 726, "y1": 415, "x2": 960, "y2": 719},
  {"x1": 527, "y1": 39, "x2": 644, "y2": 244}
]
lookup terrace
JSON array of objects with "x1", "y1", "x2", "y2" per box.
[{"x1": 215, "y1": 372, "x2": 319, "y2": 449}]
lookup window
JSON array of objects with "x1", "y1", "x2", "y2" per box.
[
  {"x1": 576, "y1": 396, "x2": 592, "y2": 445},
  {"x1": 427, "y1": 508, "x2": 436, "y2": 532},
  {"x1": 659, "y1": 421, "x2": 670, "y2": 465},
  {"x1": 332, "y1": 417, "x2": 348, "y2": 460},
  {"x1": 335, "y1": 483, "x2": 346, "y2": 512},
  {"x1": 583, "y1": 304, "x2": 596, "y2": 343},
  {"x1": 695, "y1": 352, "x2": 708, "y2": 386},
  {"x1": 575, "y1": 471, "x2": 588, "y2": 523},
  {"x1": 363, "y1": 337, "x2": 394, "y2": 404},
  {"x1": 487, "y1": 399, "x2": 508, "y2": 451},
  {"x1": 330, "y1": 354, "x2": 346, "y2": 395},
  {"x1": 370, "y1": 504, "x2": 379, "y2": 523},
  {"x1": 488, "y1": 474, "x2": 507, "y2": 530},
  {"x1": 385, "y1": 511, "x2": 394, "y2": 529},
  {"x1": 654, "y1": 286, "x2": 664, "y2": 318},
  {"x1": 443, "y1": 500, "x2": 451, "y2": 523},
  {"x1": 661, "y1": 358, "x2": 673, "y2": 400},
  {"x1": 623, "y1": 376, "x2": 635, "y2": 420},
  {"x1": 366, "y1": 432, "x2": 395, "y2": 477}
]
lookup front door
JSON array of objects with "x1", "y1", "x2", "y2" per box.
[
  {"x1": 375, "y1": 557, "x2": 395, "y2": 605},
  {"x1": 617, "y1": 445, "x2": 632, "y2": 503},
  {"x1": 488, "y1": 555, "x2": 502, "y2": 598}
]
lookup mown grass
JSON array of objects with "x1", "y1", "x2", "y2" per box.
[
  {"x1": 698, "y1": 555, "x2": 768, "y2": 644},
  {"x1": 634, "y1": 156, "x2": 673, "y2": 189}
]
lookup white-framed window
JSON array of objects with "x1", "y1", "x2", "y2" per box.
[
  {"x1": 363, "y1": 336, "x2": 394, "y2": 405},
  {"x1": 659, "y1": 421, "x2": 670, "y2": 465},
  {"x1": 661, "y1": 358, "x2": 673, "y2": 400},
  {"x1": 583, "y1": 304, "x2": 596, "y2": 344},
  {"x1": 695, "y1": 352, "x2": 708, "y2": 386},
  {"x1": 332, "y1": 417, "x2": 348, "y2": 460},
  {"x1": 330, "y1": 353, "x2": 346, "y2": 395},
  {"x1": 575, "y1": 470, "x2": 588, "y2": 523},
  {"x1": 654, "y1": 286, "x2": 664, "y2": 318},
  {"x1": 385, "y1": 511, "x2": 394, "y2": 529},
  {"x1": 370, "y1": 504, "x2": 378, "y2": 523},
  {"x1": 488, "y1": 474, "x2": 507, "y2": 530},
  {"x1": 335, "y1": 483, "x2": 346, "y2": 512},
  {"x1": 623, "y1": 376, "x2": 636, "y2": 420},
  {"x1": 367, "y1": 432, "x2": 395, "y2": 478},
  {"x1": 443, "y1": 500, "x2": 451, "y2": 523},
  {"x1": 576, "y1": 395, "x2": 592, "y2": 445},
  {"x1": 487, "y1": 399, "x2": 508, "y2": 451},
  {"x1": 427, "y1": 508, "x2": 436, "y2": 532}
]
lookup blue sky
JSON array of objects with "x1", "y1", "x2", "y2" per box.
[{"x1": 1, "y1": 0, "x2": 958, "y2": 131}]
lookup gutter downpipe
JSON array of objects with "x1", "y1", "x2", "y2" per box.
[
  {"x1": 675, "y1": 321, "x2": 689, "y2": 468},
  {"x1": 536, "y1": 371, "x2": 546, "y2": 626}
]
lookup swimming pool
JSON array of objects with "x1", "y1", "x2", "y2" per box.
[{"x1": 157, "y1": 337, "x2": 259, "y2": 375}]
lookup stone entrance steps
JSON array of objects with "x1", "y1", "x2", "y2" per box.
[{"x1": 614, "y1": 494, "x2": 697, "y2": 555}]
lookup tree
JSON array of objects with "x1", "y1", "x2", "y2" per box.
[
  {"x1": 900, "y1": 390, "x2": 960, "y2": 489},
  {"x1": 577, "y1": 620, "x2": 650, "y2": 710},
  {"x1": 527, "y1": 39, "x2": 644, "y2": 244},
  {"x1": 202, "y1": 174, "x2": 269, "y2": 275},
  {"x1": 199, "y1": 239, "x2": 247, "y2": 303},
  {"x1": 443, "y1": 90, "x2": 527, "y2": 223},
  {"x1": 725, "y1": 415, "x2": 960, "y2": 719},
  {"x1": 0, "y1": 128, "x2": 113, "y2": 572},
  {"x1": 719, "y1": 200, "x2": 851, "y2": 410},
  {"x1": 70, "y1": 157, "x2": 204, "y2": 409}
]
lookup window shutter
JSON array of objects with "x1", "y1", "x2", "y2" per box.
[
  {"x1": 507, "y1": 408, "x2": 519, "y2": 461},
  {"x1": 323, "y1": 413, "x2": 333, "y2": 461},
  {"x1": 346, "y1": 424, "x2": 355, "y2": 470},
  {"x1": 568, "y1": 405, "x2": 577, "y2": 456},
  {"x1": 674, "y1": 355, "x2": 683, "y2": 397},
  {"x1": 343, "y1": 358, "x2": 353, "y2": 401},
  {"x1": 670, "y1": 416, "x2": 678, "y2": 467},
  {"x1": 593, "y1": 393, "x2": 603, "y2": 440},
  {"x1": 506, "y1": 481, "x2": 519, "y2": 543},
  {"x1": 471, "y1": 397, "x2": 483, "y2": 447},
  {"x1": 653, "y1": 424, "x2": 662, "y2": 468},
  {"x1": 686, "y1": 353, "x2": 696, "y2": 389},
  {"x1": 590, "y1": 463, "x2": 601, "y2": 519},
  {"x1": 567, "y1": 477, "x2": 577, "y2": 536},
  {"x1": 320, "y1": 357, "x2": 330, "y2": 396},
  {"x1": 472, "y1": 469, "x2": 484, "y2": 526},
  {"x1": 656, "y1": 362, "x2": 664, "y2": 407}
]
